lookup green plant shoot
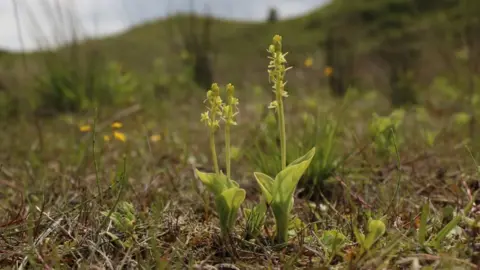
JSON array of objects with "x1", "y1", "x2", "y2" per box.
[
  {"x1": 363, "y1": 219, "x2": 386, "y2": 250},
  {"x1": 369, "y1": 109, "x2": 405, "y2": 157},
  {"x1": 101, "y1": 201, "x2": 138, "y2": 248},
  {"x1": 254, "y1": 148, "x2": 315, "y2": 244},
  {"x1": 244, "y1": 202, "x2": 267, "y2": 240},
  {"x1": 352, "y1": 218, "x2": 386, "y2": 258},
  {"x1": 320, "y1": 229, "x2": 348, "y2": 264},
  {"x1": 195, "y1": 170, "x2": 246, "y2": 237},
  {"x1": 418, "y1": 202, "x2": 429, "y2": 246}
]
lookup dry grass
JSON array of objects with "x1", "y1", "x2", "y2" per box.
[{"x1": 0, "y1": 90, "x2": 479, "y2": 269}]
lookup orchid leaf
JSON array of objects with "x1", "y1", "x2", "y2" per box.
[
  {"x1": 364, "y1": 219, "x2": 386, "y2": 250},
  {"x1": 272, "y1": 147, "x2": 316, "y2": 206},
  {"x1": 195, "y1": 169, "x2": 230, "y2": 195},
  {"x1": 254, "y1": 172, "x2": 274, "y2": 204},
  {"x1": 262, "y1": 147, "x2": 315, "y2": 243},
  {"x1": 216, "y1": 187, "x2": 246, "y2": 235}
]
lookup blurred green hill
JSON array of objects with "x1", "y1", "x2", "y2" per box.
[{"x1": 0, "y1": 0, "x2": 479, "y2": 116}]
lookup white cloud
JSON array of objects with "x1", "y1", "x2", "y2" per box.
[{"x1": 0, "y1": 0, "x2": 326, "y2": 52}]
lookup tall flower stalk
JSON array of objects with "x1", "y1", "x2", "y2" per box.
[
  {"x1": 201, "y1": 83, "x2": 222, "y2": 174},
  {"x1": 255, "y1": 35, "x2": 316, "y2": 244},
  {"x1": 222, "y1": 83, "x2": 239, "y2": 181},
  {"x1": 197, "y1": 83, "x2": 245, "y2": 242}
]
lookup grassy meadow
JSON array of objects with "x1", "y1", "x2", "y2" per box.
[{"x1": 0, "y1": 1, "x2": 479, "y2": 269}]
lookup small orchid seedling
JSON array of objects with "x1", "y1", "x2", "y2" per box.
[
  {"x1": 196, "y1": 83, "x2": 245, "y2": 240},
  {"x1": 254, "y1": 35, "x2": 316, "y2": 244},
  {"x1": 353, "y1": 218, "x2": 386, "y2": 256}
]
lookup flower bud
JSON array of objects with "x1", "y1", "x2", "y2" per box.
[
  {"x1": 273, "y1": 35, "x2": 282, "y2": 52},
  {"x1": 211, "y1": 83, "x2": 220, "y2": 96},
  {"x1": 273, "y1": 35, "x2": 282, "y2": 44},
  {"x1": 268, "y1": 45, "x2": 275, "y2": 53},
  {"x1": 226, "y1": 83, "x2": 234, "y2": 98},
  {"x1": 206, "y1": 90, "x2": 213, "y2": 99},
  {"x1": 268, "y1": 100, "x2": 278, "y2": 110}
]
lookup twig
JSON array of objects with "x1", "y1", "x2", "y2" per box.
[{"x1": 336, "y1": 175, "x2": 372, "y2": 209}]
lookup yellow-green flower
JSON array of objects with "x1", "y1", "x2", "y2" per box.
[
  {"x1": 104, "y1": 135, "x2": 111, "y2": 142},
  {"x1": 222, "y1": 83, "x2": 239, "y2": 126},
  {"x1": 113, "y1": 131, "x2": 126, "y2": 142},
  {"x1": 268, "y1": 100, "x2": 278, "y2": 110},
  {"x1": 79, "y1": 125, "x2": 92, "y2": 132},
  {"x1": 200, "y1": 111, "x2": 210, "y2": 125},
  {"x1": 202, "y1": 83, "x2": 223, "y2": 129}
]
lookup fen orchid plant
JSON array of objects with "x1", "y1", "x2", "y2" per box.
[
  {"x1": 254, "y1": 35, "x2": 316, "y2": 244},
  {"x1": 195, "y1": 83, "x2": 246, "y2": 240}
]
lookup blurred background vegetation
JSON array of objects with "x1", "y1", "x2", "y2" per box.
[{"x1": 0, "y1": 0, "x2": 478, "y2": 118}]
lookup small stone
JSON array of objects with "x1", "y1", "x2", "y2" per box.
[{"x1": 215, "y1": 263, "x2": 240, "y2": 270}]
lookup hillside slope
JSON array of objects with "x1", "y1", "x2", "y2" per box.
[
  {"x1": 2, "y1": 8, "x2": 328, "y2": 87},
  {"x1": 1, "y1": 0, "x2": 479, "y2": 107}
]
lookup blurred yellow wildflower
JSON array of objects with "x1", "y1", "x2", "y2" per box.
[
  {"x1": 304, "y1": 57, "x2": 313, "y2": 68},
  {"x1": 324, "y1": 66, "x2": 333, "y2": 77},
  {"x1": 79, "y1": 125, "x2": 92, "y2": 132},
  {"x1": 104, "y1": 135, "x2": 111, "y2": 142},
  {"x1": 150, "y1": 134, "x2": 161, "y2": 142},
  {"x1": 111, "y1": 122, "x2": 123, "y2": 129},
  {"x1": 113, "y1": 131, "x2": 126, "y2": 142}
]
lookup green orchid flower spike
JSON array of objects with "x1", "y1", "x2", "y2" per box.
[
  {"x1": 255, "y1": 35, "x2": 316, "y2": 244},
  {"x1": 196, "y1": 83, "x2": 245, "y2": 239}
]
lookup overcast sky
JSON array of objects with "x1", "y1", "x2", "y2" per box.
[{"x1": 0, "y1": 0, "x2": 326, "y2": 52}]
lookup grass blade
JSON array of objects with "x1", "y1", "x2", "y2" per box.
[{"x1": 418, "y1": 202, "x2": 429, "y2": 246}]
